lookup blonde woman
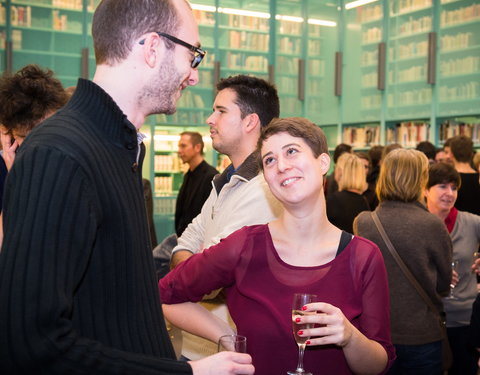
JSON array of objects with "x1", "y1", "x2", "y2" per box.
[
  {"x1": 354, "y1": 148, "x2": 452, "y2": 374},
  {"x1": 326, "y1": 153, "x2": 370, "y2": 233}
]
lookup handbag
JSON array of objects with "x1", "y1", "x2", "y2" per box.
[{"x1": 371, "y1": 211, "x2": 453, "y2": 371}]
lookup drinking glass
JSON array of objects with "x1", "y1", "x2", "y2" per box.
[
  {"x1": 445, "y1": 260, "x2": 459, "y2": 300},
  {"x1": 288, "y1": 293, "x2": 317, "y2": 375},
  {"x1": 217, "y1": 334, "x2": 247, "y2": 353}
]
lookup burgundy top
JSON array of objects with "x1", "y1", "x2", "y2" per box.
[{"x1": 160, "y1": 225, "x2": 395, "y2": 375}]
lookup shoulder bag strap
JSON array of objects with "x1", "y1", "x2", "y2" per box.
[{"x1": 371, "y1": 211, "x2": 439, "y2": 314}]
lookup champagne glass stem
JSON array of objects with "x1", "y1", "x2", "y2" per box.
[{"x1": 295, "y1": 343, "x2": 307, "y2": 373}]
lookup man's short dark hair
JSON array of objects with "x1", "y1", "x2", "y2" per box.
[
  {"x1": 416, "y1": 141, "x2": 436, "y2": 160},
  {"x1": 0, "y1": 64, "x2": 67, "y2": 136},
  {"x1": 216, "y1": 75, "x2": 280, "y2": 127},
  {"x1": 332, "y1": 143, "x2": 352, "y2": 164},
  {"x1": 427, "y1": 162, "x2": 461, "y2": 190},
  {"x1": 445, "y1": 135, "x2": 474, "y2": 163},
  {"x1": 92, "y1": 0, "x2": 181, "y2": 65},
  {"x1": 368, "y1": 145, "x2": 384, "y2": 168},
  {"x1": 180, "y1": 131, "x2": 204, "y2": 154}
]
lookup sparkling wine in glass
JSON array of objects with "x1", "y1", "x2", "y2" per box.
[
  {"x1": 288, "y1": 293, "x2": 317, "y2": 375},
  {"x1": 217, "y1": 334, "x2": 247, "y2": 353},
  {"x1": 445, "y1": 260, "x2": 459, "y2": 300}
]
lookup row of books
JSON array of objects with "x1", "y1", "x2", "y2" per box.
[
  {"x1": 441, "y1": 32, "x2": 475, "y2": 52},
  {"x1": 343, "y1": 126, "x2": 381, "y2": 147},
  {"x1": 396, "y1": 16, "x2": 432, "y2": 37},
  {"x1": 387, "y1": 87, "x2": 432, "y2": 106},
  {"x1": 440, "y1": 4, "x2": 480, "y2": 27},
  {"x1": 440, "y1": 56, "x2": 480, "y2": 77},
  {"x1": 386, "y1": 121, "x2": 430, "y2": 147},
  {"x1": 225, "y1": 52, "x2": 268, "y2": 71},
  {"x1": 439, "y1": 120, "x2": 480, "y2": 143},
  {"x1": 390, "y1": 0, "x2": 432, "y2": 16},
  {"x1": 154, "y1": 176, "x2": 176, "y2": 195},
  {"x1": 362, "y1": 27, "x2": 382, "y2": 44},
  {"x1": 358, "y1": 5, "x2": 383, "y2": 24},
  {"x1": 154, "y1": 155, "x2": 183, "y2": 173},
  {"x1": 389, "y1": 40, "x2": 428, "y2": 60},
  {"x1": 439, "y1": 81, "x2": 479, "y2": 101},
  {"x1": 228, "y1": 31, "x2": 269, "y2": 51},
  {"x1": 11, "y1": 0, "x2": 86, "y2": 10},
  {"x1": 389, "y1": 64, "x2": 426, "y2": 83},
  {"x1": 153, "y1": 197, "x2": 176, "y2": 214}
]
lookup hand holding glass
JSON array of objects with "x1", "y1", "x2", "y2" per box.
[
  {"x1": 217, "y1": 334, "x2": 247, "y2": 353},
  {"x1": 288, "y1": 293, "x2": 317, "y2": 375},
  {"x1": 445, "y1": 260, "x2": 459, "y2": 300}
]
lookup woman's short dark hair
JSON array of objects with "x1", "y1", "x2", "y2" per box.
[
  {"x1": 92, "y1": 0, "x2": 180, "y2": 65},
  {"x1": 257, "y1": 117, "x2": 328, "y2": 170},
  {"x1": 0, "y1": 64, "x2": 67, "y2": 136},
  {"x1": 445, "y1": 135, "x2": 474, "y2": 163},
  {"x1": 427, "y1": 162, "x2": 461, "y2": 190}
]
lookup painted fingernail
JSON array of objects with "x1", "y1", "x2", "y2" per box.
[
  {"x1": 298, "y1": 330, "x2": 303, "y2": 335},
  {"x1": 295, "y1": 317, "x2": 301, "y2": 323},
  {"x1": 306, "y1": 340, "x2": 311, "y2": 345},
  {"x1": 302, "y1": 306, "x2": 307, "y2": 311}
]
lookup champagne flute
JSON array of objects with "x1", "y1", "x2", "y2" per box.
[
  {"x1": 217, "y1": 334, "x2": 247, "y2": 353},
  {"x1": 288, "y1": 293, "x2": 317, "y2": 375},
  {"x1": 445, "y1": 260, "x2": 459, "y2": 300}
]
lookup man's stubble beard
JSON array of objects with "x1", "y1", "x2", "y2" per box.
[{"x1": 144, "y1": 50, "x2": 184, "y2": 116}]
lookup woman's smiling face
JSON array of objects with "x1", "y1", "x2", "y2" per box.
[{"x1": 261, "y1": 132, "x2": 329, "y2": 206}]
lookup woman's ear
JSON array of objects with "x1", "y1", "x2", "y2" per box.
[{"x1": 319, "y1": 153, "x2": 331, "y2": 176}]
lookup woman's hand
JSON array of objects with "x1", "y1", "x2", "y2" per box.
[
  {"x1": 294, "y1": 301, "x2": 389, "y2": 374},
  {"x1": 451, "y1": 269, "x2": 459, "y2": 287},
  {"x1": 0, "y1": 129, "x2": 18, "y2": 171},
  {"x1": 294, "y1": 302, "x2": 354, "y2": 347}
]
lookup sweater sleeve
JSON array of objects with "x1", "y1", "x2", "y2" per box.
[
  {"x1": 0, "y1": 146, "x2": 191, "y2": 374},
  {"x1": 161, "y1": 228, "x2": 246, "y2": 304}
]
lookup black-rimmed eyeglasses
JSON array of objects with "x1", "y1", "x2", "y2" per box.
[{"x1": 139, "y1": 32, "x2": 206, "y2": 69}]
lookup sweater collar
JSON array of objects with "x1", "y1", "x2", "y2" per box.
[
  {"x1": 66, "y1": 79, "x2": 138, "y2": 148},
  {"x1": 379, "y1": 200, "x2": 428, "y2": 211},
  {"x1": 213, "y1": 152, "x2": 260, "y2": 193}
]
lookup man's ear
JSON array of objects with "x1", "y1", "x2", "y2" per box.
[
  {"x1": 194, "y1": 143, "x2": 202, "y2": 154},
  {"x1": 243, "y1": 113, "x2": 261, "y2": 134},
  {"x1": 141, "y1": 33, "x2": 163, "y2": 68}
]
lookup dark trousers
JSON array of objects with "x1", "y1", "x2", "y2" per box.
[
  {"x1": 388, "y1": 341, "x2": 442, "y2": 375},
  {"x1": 447, "y1": 325, "x2": 478, "y2": 375}
]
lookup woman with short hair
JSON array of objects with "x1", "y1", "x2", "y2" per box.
[{"x1": 425, "y1": 162, "x2": 480, "y2": 375}]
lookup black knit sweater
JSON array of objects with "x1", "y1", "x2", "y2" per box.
[{"x1": 0, "y1": 79, "x2": 192, "y2": 374}]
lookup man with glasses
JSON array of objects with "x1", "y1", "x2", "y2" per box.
[{"x1": 0, "y1": 1, "x2": 253, "y2": 374}]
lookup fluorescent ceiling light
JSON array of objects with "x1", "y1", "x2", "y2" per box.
[
  {"x1": 308, "y1": 19, "x2": 337, "y2": 27},
  {"x1": 190, "y1": 3, "x2": 336, "y2": 27},
  {"x1": 276, "y1": 15, "x2": 304, "y2": 23},
  {"x1": 345, "y1": 0, "x2": 379, "y2": 10},
  {"x1": 190, "y1": 3, "x2": 216, "y2": 12},
  {"x1": 218, "y1": 7, "x2": 270, "y2": 19}
]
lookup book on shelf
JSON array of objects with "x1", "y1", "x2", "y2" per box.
[
  {"x1": 343, "y1": 126, "x2": 380, "y2": 148},
  {"x1": 153, "y1": 197, "x2": 177, "y2": 215},
  {"x1": 386, "y1": 121, "x2": 430, "y2": 147},
  {"x1": 439, "y1": 120, "x2": 480, "y2": 143}
]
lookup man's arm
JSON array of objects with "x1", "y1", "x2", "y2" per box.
[
  {"x1": 171, "y1": 187, "x2": 216, "y2": 267},
  {"x1": 171, "y1": 249, "x2": 194, "y2": 269}
]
